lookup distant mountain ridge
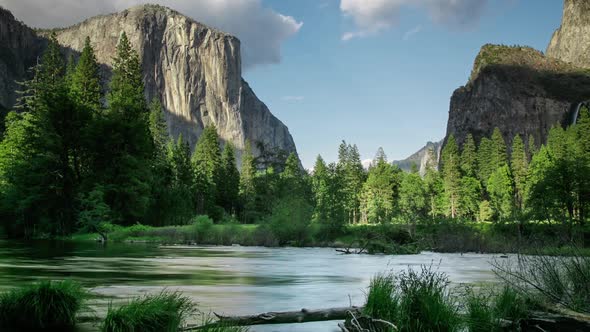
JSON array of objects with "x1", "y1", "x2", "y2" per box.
[{"x1": 392, "y1": 140, "x2": 442, "y2": 175}]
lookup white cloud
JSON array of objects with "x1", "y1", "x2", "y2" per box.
[
  {"x1": 340, "y1": 0, "x2": 487, "y2": 41},
  {"x1": 361, "y1": 159, "x2": 373, "y2": 169},
  {"x1": 281, "y1": 96, "x2": 305, "y2": 102},
  {"x1": 0, "y1": 0, "x2": 302, "y2": 69},
  {"x1": 403, "y1": 24, "x2": 422, "y2": 40}
]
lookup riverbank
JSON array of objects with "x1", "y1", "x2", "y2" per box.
[{"x1": 67, "y1": 220, "x2": 590, "y2": 256}]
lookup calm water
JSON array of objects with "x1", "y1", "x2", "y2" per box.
[{"x1": 0, "y1": 241, "x2": 502, "y2": 331}]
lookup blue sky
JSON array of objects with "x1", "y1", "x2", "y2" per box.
[{"x1": 242, "y1": 0, "x2": 564, "y2": 169}]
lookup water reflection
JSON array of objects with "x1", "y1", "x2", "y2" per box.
[{"x1": 0, "y1": 241, "x2": 501, "y2": 331}]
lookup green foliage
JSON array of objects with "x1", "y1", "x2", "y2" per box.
[
  {"x1": 266, "y1": 196, "x2": 313, "y2": 246},
  {"x1": 461, "y1": 134, "x2": 477, "y2": 177},
  {"x1": 487, "y1": 165, "x2": 514, "y2": 221},
  {"x1": 0, "y1": 280, "x2": 87, "y2": 330},
  {"x1": 459, "y1": 177, "x2": 482, "y2": 219},
  {"x1": 312, "y1": 156, "x2": 346, "y2": 239},
  {"x1": 465, "y1": 286, "x2": 530, "y2": 332},
  {"x1": 510, "y1": 135, "x2": 528, "y2": 211},
  {"x1": 494, "y1": 251, "x2": 590, "y2": 313},
  {"x1": 363, "y1": 267, "x2": 461, "y2": 332},
  {"x1": 70, "y1": 36, "x2": 101, "y2": 112},
  {"x1": 78, "y1": 186, "x2": 114, "y2": 240},
  {"x1": 399, "y1": 171, "x2": 426, "y2": 219},
  {"x1": 239, "y1": 140, "x2": 257, "y2": 223},
  {"x1": 102, "y1": 291, "x2": 197, "y2": 332},
  {"x1": 361, "y1": 148, "x2": 401, "y2": 223},
  {"x1": 363, "y1": 273, "x2": 399, "y2": 325},
  {"x1": 192, "y1": 125, "x2": 222, "y2": 217},
  {"x1": 441, "y1": 135, "x2": 461, "y2": 218},
  {"x1": 337, "y1": 141, "x2": 366, "y2": 224},
  {"x1": 478, "y1": 200, "x2": 493, "y2": 222},
  {"x1": 218, "y1": 143, "x2": 240, "y2": 214}
]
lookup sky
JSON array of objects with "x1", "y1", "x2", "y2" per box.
[{"x1": 0, "y1": 0, "x2": 565, "y2": 169}]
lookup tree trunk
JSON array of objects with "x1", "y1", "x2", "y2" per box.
[{"x1": 183, "y1": 307, "x2": 363, "y2": 330}]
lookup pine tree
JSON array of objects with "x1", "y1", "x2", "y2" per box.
[
  {"x1": 148, "y1": 97, "x2": 168, "y2": 156},
  {"x1": 477, "y1": 137, "x2": 494, "y2": 186},
  {"x1": 461, "y1": 134, "x2": 477, "y2": 177},
  {"x1": 219, "y1": 143, "x2": 240, "y2": 214},
  {"x1": 399, "y1": 171, "x2": 427, "y2": 219},
  {"x1": 510, "y1": 135, "x2": 528, "y2": 211},
  {"x1": 70, "y1": 36, "x2": 101, "y2": 112},
  {"x1": 459, "y1": 176, "x2": 482, "y2": 219},
  {"x1": 441, "y1": 135, "x2": 461, "y2": 218},
  {"x1": 487, "y1": 165, "x2": 514, "y2": 221},
  {"x1": 337, "y1": 141, "x2": 365, "y2": 224},
  {"x1": 491, "y1": 127, "x2": 508, "y2": 168},
  {"x1": 165, "y1": 135, "x2": 195, "y2": 224},
  {"x1": 192, "y1": 125, "x2": 222, "y2": 217},
  {"x1": 360, "y1": 148, "x2": 398, "y2": 223},
  {"x1": 424, "y1": 148, "x2": 445, "y2": 220},
  {"x1": 109, "y1": 32, "x2": 145, "y2": 117},
  {"x1": 239, "y1": 140, "x2": 257, "y2": 223},
  {"x1": 527, "y1": 134, "x2": 538, "y2": 161},
  {"x1": 92, "y1": 32, "x2": 153, "y2": 224}
]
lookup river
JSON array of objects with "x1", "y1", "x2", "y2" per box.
[{"x1": 0, "y1": 240, "x2": 503, "y2": 331}]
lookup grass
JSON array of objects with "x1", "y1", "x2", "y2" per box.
[
  {"x1": 0, "y1": 280, "x2": 88, "y2": 330},
  {"x1": 65, "y1": 218, "x2": 590, "y2": 256},
  {"x1": 465, "y1": 286, "x2": 530, "y2": 332},
  {"x1": 362, "y1": 266, "x2": 461, "y2": 332},
  {"x1": 102, "y1": 291, "x2": 198, "y2": 332},
  {"x1": 493, "y1": 249, "x2": 590, "y2": 313}
]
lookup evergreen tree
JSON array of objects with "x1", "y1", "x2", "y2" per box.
[
  {"x1": 192, "y1": 125, "x2": 222, "y2": 217},
  {"x1": 527, "y1": 134, "x2": 538, "y2": 161},
  {"x1": 70, "y1": 37, "x2": 101, "y2": 113},
  {"x1": 461, "y1": 133, "x2": 477, "y2": 177},
  {"x1": 477, "y1": 137, "x2": 494, "y2": 186},
  {"x1": 148, "y1": 98, "x2": 168, "y2": 156},
  {"x1": 441, "y1": 135, "x2": 461, "y2": 218},
  {"x1": 459, "y1": 176, "x2": 482, "y2": 219},
  {"x1": 91, "y1": 32, "x2": 152, "y2": 224},
  {"x1": 239, "y1": 140, "x2": 257, "y2": 223},
  {"x1": 491, "y1": 127, "x2": 508, "y2": 168},
  {"x1": 337, "y1": 141, "x2": 365, "y2": 224},
  {"x1": 0, "y1": 33, "x2": 81, "y2": 235},
  {"x1": 360, "y1": 148, "x2": 398, "y2": 223},
  {"x1": 109, "y1": 32, "x2": 145, "y2": 117},
  {"x1": 487, "y1": 165, "x2": 514, "y2": 221},
  {"x1": 165, "y1": 135, "x2": 195, "y2": 224},
  {"x1": 424, "y1": 148, "x2": 445, "y2": 220},
  {"x1": 219, "y1": 143, "x2": 240, "y2": 214},
  {"x1": 399, "y1": 171, "x2": 427, "y2": 219},
  {"x1": 510, "y1": 135, "x2": 528, "y2": 211}
]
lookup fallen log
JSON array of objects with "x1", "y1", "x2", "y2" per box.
[
  {"x1": 215, "y1": 306, "x2": 363, "y2": 326},
  {"x1": 182, "y1": 306, "x2": 363, "y2": 330}
]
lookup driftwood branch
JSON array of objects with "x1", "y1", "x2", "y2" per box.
[{"x1": 182, "y1": 306, "x2": 363, "y2": 330}]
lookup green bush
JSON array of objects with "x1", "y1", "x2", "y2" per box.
[
  {"x1": 102, "y1": 291, "x2": 197, "y2": 332},
  {"x1": 364, "y1": 273, "x2": 398, "y2": 326},
  {"x1": 363, "y1": 267, "x2": 461, "y2": 332},
  {"x1": 0, "y1": 280, "x2": 88, "y2": 330},
  {"x1": 494, "y1": 251, "x2": 590, "y2": 313}
]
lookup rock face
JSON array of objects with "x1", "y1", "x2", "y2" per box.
[
  {"x1": 0, "y1": 5, "x2": 298, "y2": 164},
  {"x1": 547, "y1": 0, "x2": 590, "y2": 68},
  {"x1": 0, "y1": 7, "x2": 44, "y2": 109},
  {"x1": 445, "y1": 43, "x2": 590, "y2": 150},
  {"x1": 392, "y1": 140, "x2": 442, "y2": 176}
]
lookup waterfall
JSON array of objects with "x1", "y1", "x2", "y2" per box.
[{"x1": 572, "y1": 101, "x2": 589, "y2": 125}]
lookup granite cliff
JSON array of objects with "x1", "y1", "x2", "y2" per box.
[
  {"x1": 445, "y1": 44, "x2": 590, "y2": 149},
  {"x1": 0, "y1": 5, "x2": 298, "y2": 165},
  {"x1": 547, "y1": 0, "x2": 590, "y2": 69},
  {"x1": 392, "y1": 141, "x2": 442, "y2": 175},
  {"x1": 444, "y1": 0, "x2": 590, "y2": 150}
]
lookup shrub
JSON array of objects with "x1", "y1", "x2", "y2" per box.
[
  {"x1": 364, "y1": 273, "x2": 398, "y2": 324},
  {"x1": 493, "y1": 251, "x2": 590, "y2": 313},
  {"x1": 0, "y1": 280, "x2": 88, "y2": 330},
  {"x1": 465, "y1": 286, "x2": 530, "y2": 332},
  {"x1": 102, "y1": 291, "x2": 197, "y2": 332},
  {"x1": 363, "y1": 267, "x2": 461, "y2": 332}
]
